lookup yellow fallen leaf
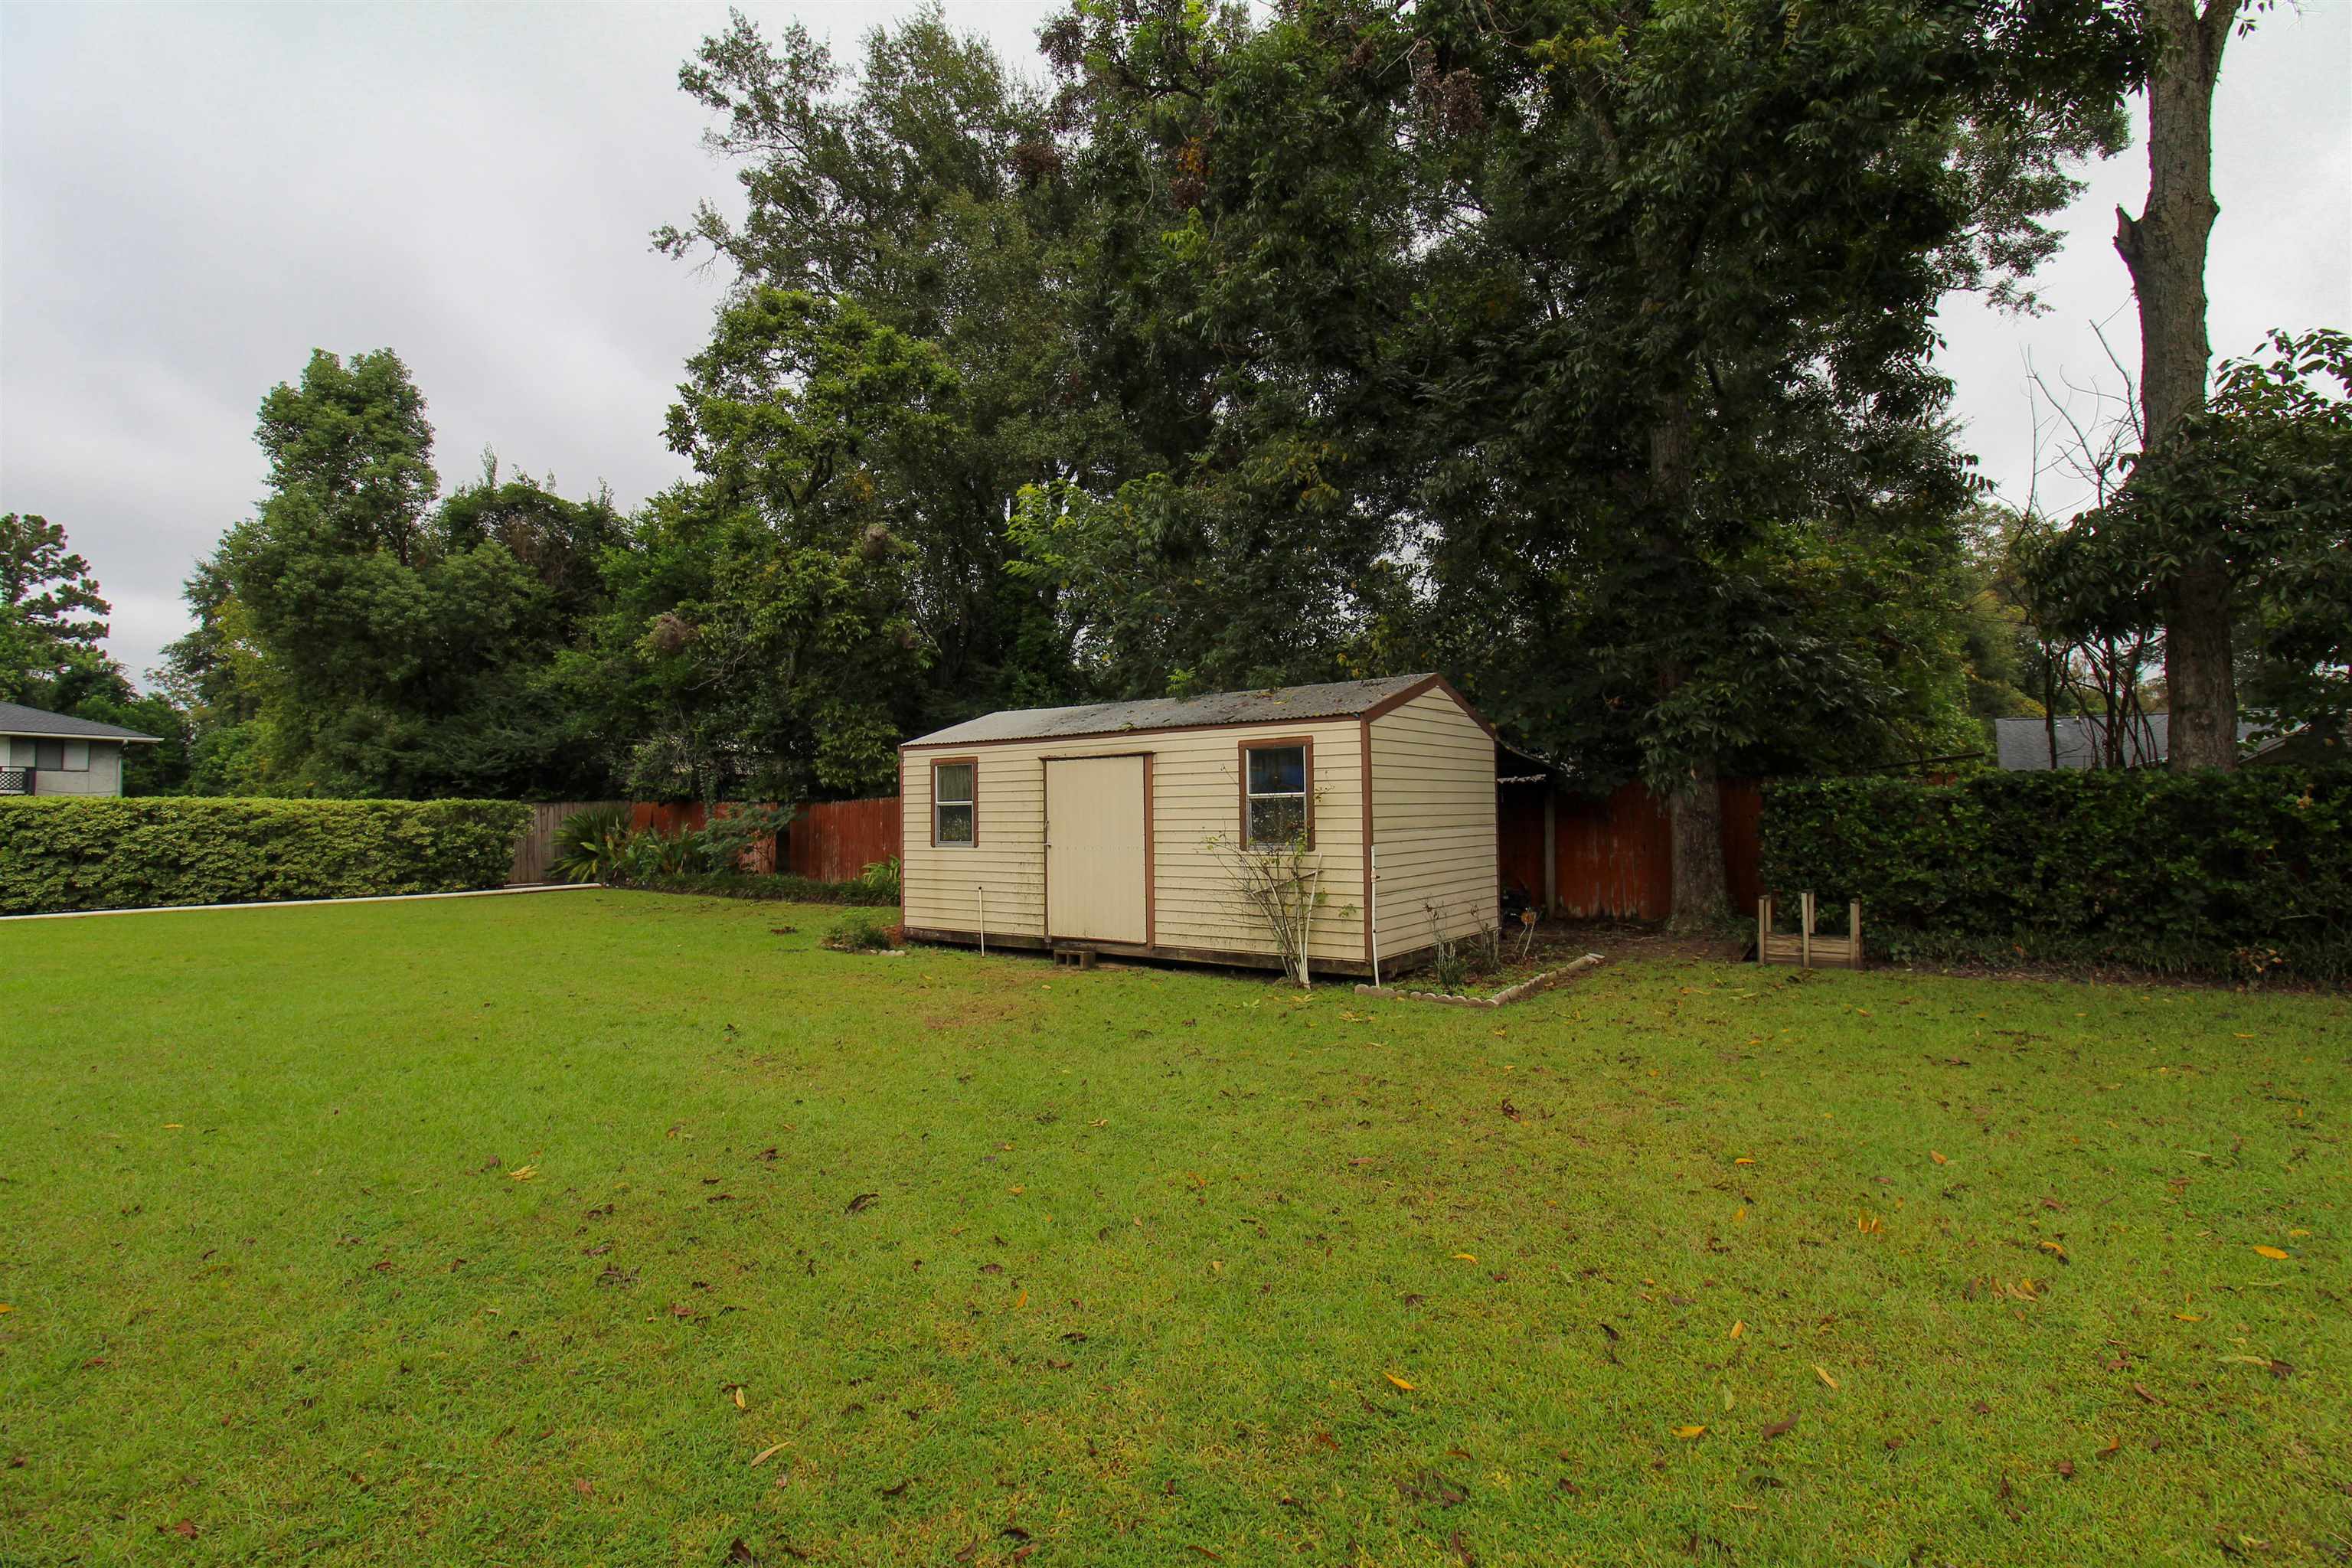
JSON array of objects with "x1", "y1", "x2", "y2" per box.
[
  {"x1": 1089, "y1": 1119, "x2": 1108, "y2": 1128},
  {"x1": 0, "y1": 1304, "x2": 12, "y2": 1315},
  {"x1": 2174, "y1": 1314, "x2": 2203, "y2": 1321},
  {"x1": 1813, "y1": 1365, "x2": 1839, "y2": 1390},
  {"x1": 1452, "y1": 1253, "x2": 1478, "y2": 1263},
  {"x1": 750, "y1": 1444, "x2": 786, "y2": 1467},
  {"x1": 733, "y1": 1387, "x2": 747, "y2": 1410},
  {"x1": 508, "y1": 1165, "x2": 537, "y2": 1181},
  {"x1": 163, "y1": 1123, "x2": 183, "y2": 1129},
  {"x1": 1733, "y1": 1157, "x2": 1757, "y2": 1166},
  {"x1": 1384, "y1": 1373, "x2": 1416, "y2": 1391},
  {"x1": 2252, "y1": 1246, "x2": 2291, "y2": 1260},
  {"x1": 2288, "y1": 1229, "x2": 2310, "y2": 1238},
  {"x1": 2038, "y1": 1240, "x2": 2067, "y2": 1259},
  {"x1": 1014, "y1": 1290, "x2": 1028, "y2": 1308},
  {"x1": 1672, "y1": 1425, "x2": 1707, "y2": 1439},
  {"x1": 1929, "y1": 1150, "x2": 1948, "y2": 1165},
  {"x1": 1189, "y1": 1172, "x2": 1208, "y2": 1187},
  {"x1": 1009, "y1": 1185, "x2": 1025, "y2": 1195},
  {"x1": 1728, "y1": 1320, "x2": 1745, "y2": 1339}
]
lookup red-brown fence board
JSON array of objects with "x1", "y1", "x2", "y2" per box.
[
  {"x1": 624, "y1": 798, "x2": 900, "y2": 882},
  {"x1": 786, "y1": 796, "x2": 902, "y2": 882},
  {"x1": 1497, "y1": 778, "x2": 1765, "y2": 921}
]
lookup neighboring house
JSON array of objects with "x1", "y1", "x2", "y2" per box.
[
  {"x1": 897, "y1": 674, "x2": 1498, "y2": 977},
  {"x1": 1994, "y1": 714, "x2": 2265, "y2": 771},
  {"x1": 0, "y1": 701, "x2": 162, "y2": 796}
]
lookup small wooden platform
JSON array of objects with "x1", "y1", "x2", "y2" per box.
[{"x1": 1757, "y1": 893, "x2": 1864, "y2": 970}]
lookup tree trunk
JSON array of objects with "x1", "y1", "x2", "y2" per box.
[
  {"x1": 1668, "y1": 763, "x2": 1727, "y2": 929},
  {"x1": 1647, "y1": 390, "x2": 1730, "y2": 928},
  {"x1": 2114, "y1": 0, "x2": 2239, "y2": 770}
]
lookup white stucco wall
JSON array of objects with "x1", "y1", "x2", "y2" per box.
[{"x1": 4, "y1": 737, "x2": 127, "y2": 795}]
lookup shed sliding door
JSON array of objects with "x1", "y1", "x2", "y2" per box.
[{"x1": 1044, "y1": 756, "x2": 1148, "y2": 944}]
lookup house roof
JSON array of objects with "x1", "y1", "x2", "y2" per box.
[
  {"x1": 0, "y1": 701, "x2": 161, "y2": 743},
  {"x1": 1994, "y1": 714, "x2": 2262, "y2": 770},
  {"x1": 903, "y1": 674, "x2": 1481, "y2": 749}
]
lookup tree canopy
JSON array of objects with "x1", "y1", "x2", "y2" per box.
[{"x1": 70, "y1": 0, "x2": 2340, "y2": 887}]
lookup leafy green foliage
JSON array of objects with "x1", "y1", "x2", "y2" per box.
[
  {"x1": 178, "y1": 354, "x2": 624, "y2": 799},
  {"x1": 822, "y1": 907, "x2": 903, "y2": 950},
  {"x1": 1, "y1": 512, "x2": 113, "y2": 707},
  {"x1": 0, "y1": 798, "x2": 528, "y2": 915},
  {"x1": 550, "y1": 805, "x2": 633, "y2": 884},
  {"x1": 613, "y1": 870, "x2": 899, "y2": 906},
  {"x1": 853, "y1": 854, "x2": 902, "y2": 903},
  {"x1": 1761, "y1": 769, "x2": 2351, "y2": 978},
  {"x1": 2020, "y1": 329, "x2": 2352, "y2": 748}
]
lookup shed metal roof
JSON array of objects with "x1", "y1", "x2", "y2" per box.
[
  {"x1": 904, "y1": 674, "x2": 1453, "y2": 749},
  {"x1": 0, "y1": 701, "x2": 162, "y2": 743}
]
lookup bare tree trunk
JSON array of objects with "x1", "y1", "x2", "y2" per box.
[
  {"x1": 2114, "y1": 0, "x2": 2239, "y2": 770},
  {"x1": 1648, "y1": 390, "x2": 1729, "y2": 928},
  {"x1": 1668, "y1": 762, "x2": 1727, "y2": 928}
]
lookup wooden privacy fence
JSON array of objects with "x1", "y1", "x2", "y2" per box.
[
  {"x1": 508, "y1": 801, "x2": 626, "y2": 885},
  {"x1": 1497, "y1": 778, "x2": 1764, "y2": 920},
  {"x1": 509, "y1": 797, "x2": 903, "y2": 885},
  {"x1": 785, "y1": 796, "x2": 900, "y2": 881}
]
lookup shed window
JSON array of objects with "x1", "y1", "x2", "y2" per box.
[
  {"x1": 1243, "y1": 742, "x2": 1310, "y2": 848},
  {"x1": 933, "y1": 760, "x2": 976, "y2": 845},
  {"x1": 34, "y1": 740, "x2": 66, "y2": 771}
]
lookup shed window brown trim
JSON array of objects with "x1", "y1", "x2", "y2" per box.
[
  {"x1": 931, "y1": 756, "x2": 978, "y2": 847},
  {"x1": 1239, "y1": 736, "x2": 1314, "y2": 849}
]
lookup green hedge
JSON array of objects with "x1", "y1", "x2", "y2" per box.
[
  {"x1": 0, "y1": 798, "x2": 530, "y2": 915},
  {"x1": 1759, "y1": 768, "x2": 2351, "y2": 980},
  {"x1": 612, "y1": 871, "x2": 900, "y2": 907}
]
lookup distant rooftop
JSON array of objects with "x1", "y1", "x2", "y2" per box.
[
  {"x1": 1994, "y1": 714, "x2": 2262, "y2": 770},
  {"x1": 905, "y1": 674, "x2": 1448, "y2": 748},
  {"x1": 0, "y1": 700, "x2": 161, "y2": 743}
]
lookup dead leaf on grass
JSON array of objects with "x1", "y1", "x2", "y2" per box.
[
  {"x1": 1672, "y1": 1425, "x2": 1707, "y2": 1439},
  {"x1": 1760, "y1": 1414, "x2": 1798, "y2": 1439},
  {"x1": 750, "y1": 1444, "x2": 786, "y2": 1467},
  {"x1": 1384, "y1": 1372, "x2": 1416, "y2": 1391},
  {"x1": 845, "y1": 1192, "x2": 880, "y2": 1214},
  {"x1": 2252, "y1": 1245, "x2": 2290, "y2": 1260},
  {"x1": 1813, "y1": 1365, "x2": 1839, "y2": 1390}
]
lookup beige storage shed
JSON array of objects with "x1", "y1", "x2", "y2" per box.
[{"x1": 897, "y1": 674, "x2": 1499, "y2": 977}]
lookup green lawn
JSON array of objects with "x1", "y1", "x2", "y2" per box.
[{"x1": 2, "y1": 892, "x2": 2344, "y2": 1566}]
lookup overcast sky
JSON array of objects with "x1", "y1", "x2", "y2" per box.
[{"x1": 3, "y1": 2, "x2": 2345, "y2": 687}]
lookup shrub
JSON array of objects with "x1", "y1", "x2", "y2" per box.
[
  {"x1": 691, "y1": 802, "x2": 796, "y2": 874},
  {"x1": 822, "y1": 910, "x2": 901, "y2": 951},
  {"x1": 853, "y1": 854, "x2": 902, "y2": 903},
  {"x1": 0, "y1": 798, "x2": 530, "y2": 915},
  {"x1": 551, "y1": 805, "x2": 632, "y2": 884},
  {"x1": 1759, "y1": 768, "x2": 2350, "y2": 979},
  {"x1": 610, "y1": 871, "x2": 900, "y2": 906}
]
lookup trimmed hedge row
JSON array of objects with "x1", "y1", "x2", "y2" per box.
[
  {"x1": 1759, "y1": 768, "x2": 2350, "y2": 980},
  {"x1": 0, "y1": 798, "x2": 530, "y2": 915},
  {"x1": 613, "y1": 871, "x2": 900, "y2": 907}
]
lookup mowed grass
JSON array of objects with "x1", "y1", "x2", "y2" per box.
[{"x1": 1, "y1": 893, "x2": 2345, "y2": 1566}]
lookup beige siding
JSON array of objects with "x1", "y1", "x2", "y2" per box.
[
  {"x1": 902, "y1": 720, "x2": 1368, "y2": 965},
  {"x1": 1368, "y1": 688, "x2": 1497, "y2": 961}
]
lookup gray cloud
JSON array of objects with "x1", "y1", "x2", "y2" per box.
[{"x1": 3, "y1": 2, "x2": 2344, "y2": 687}]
